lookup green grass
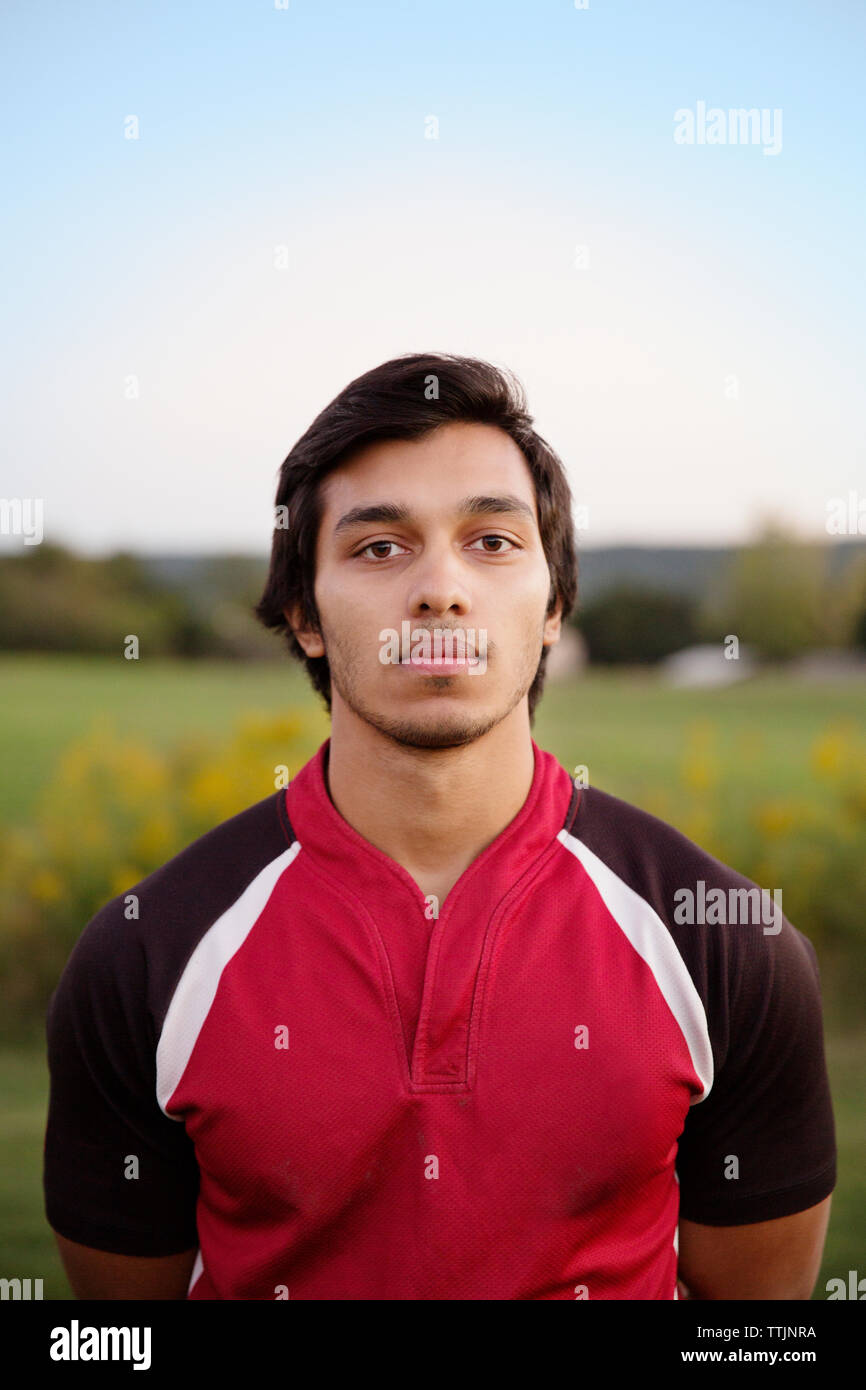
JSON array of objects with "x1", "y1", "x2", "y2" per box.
[
  {"x1": 3, "y1": 654, "x2": 865, "y2": 825},
  {"x1": 0, "y1": 654, "x2": 325, "y2": 824},
  {"x1": 0, "y1": 1044, "x2": 70, "y2": 1298},
  {"x1": 538, "y1": 668, "x2": 866, "y2": 806},
  {"x1": 1, "y1": 1034, "x2": 861, "y2": 1299}
]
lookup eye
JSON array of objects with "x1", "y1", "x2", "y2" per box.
[
  {"x1": 356, "y1": 540, "x2": 406, "y2": 560},
  {"x1": 468, "y1": 535, "x2": 517, "y2": 553}
]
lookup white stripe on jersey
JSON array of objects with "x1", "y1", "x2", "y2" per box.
[
  {"x1": 557, "y1": 829, "x2": 714, "y2": 1103},
  {"x1": 188, "y1": 1249, "x2": 204, "y2": 1296},
  {"x1": 156, "y1": 842, "x2": 302, "y2": 1115}
]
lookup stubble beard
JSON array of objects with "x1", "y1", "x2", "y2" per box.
[{"x1": 321, "y1": 621, "x2": 542, "y2": 751}]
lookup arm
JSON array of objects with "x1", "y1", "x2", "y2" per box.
[
  {"x1": 673, "y1": 895, "x2": 836, "y2": 1294},
  {"x1": 677, "y1": 1195, "x2": 832, "y2": 1300},
  {"x1": 54, "y1": 1233, "x2": 198, "y2": 1301},
  {"x1": 43, "y1": 896, "x2": 201, "y2": 1282}
]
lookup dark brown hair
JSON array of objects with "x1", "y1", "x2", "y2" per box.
[{"x1": 254, "y1": 352, "x2": 578, "y2": 724}]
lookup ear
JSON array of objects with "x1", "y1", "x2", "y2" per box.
[
  {"x1": 282, "y1": 603, "x2": 326, "y2": 659},
  {"x1": 542, "y1": 596, "x2": 563, "y2": 648}
]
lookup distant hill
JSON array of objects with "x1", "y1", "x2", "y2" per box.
[
  {"x1": 140, "y1": 553, "x2": 269, "y2": 610},
  {"x1": 574, "y1": 546, "x2": 730, "y2": 606}
]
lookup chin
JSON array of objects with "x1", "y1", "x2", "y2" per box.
[{"x1": 366, "y1": 705, "x2": 502, "y2": 750}]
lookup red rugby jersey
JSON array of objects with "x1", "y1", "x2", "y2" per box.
[{"x1": 43, "y1": 738, "x2": 836, "y2": 1299}]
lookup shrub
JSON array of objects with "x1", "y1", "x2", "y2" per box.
[
  {"x1": 577, "y1": 587, "x2": 698, "y2": 664},
  {"x1": 0, "y1": 711, "x2": 322, "y2": 1039}
]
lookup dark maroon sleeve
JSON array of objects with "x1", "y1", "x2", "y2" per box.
[
  {"x1": 674, "y1": 914, "x2": 837, "y2": 1226},
  {"x1": 43, "y1": 893, "x2": 201, "y2": 1256},
  {"x1": 43, "y1": 789, "x2": 294, "y2": 1256},
  {"x1": 571, "y1": 785, "x2": 837, "y2": 1227}
]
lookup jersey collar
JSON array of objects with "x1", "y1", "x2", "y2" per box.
[{"x1": 284, "y1": 736, "x2": 576, "y2": 916}]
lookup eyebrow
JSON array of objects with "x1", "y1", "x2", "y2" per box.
[{"x1": 332, "y1": 494, "x2": 537, "y2": 538}]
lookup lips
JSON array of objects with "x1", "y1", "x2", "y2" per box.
[
  {"x1": 391, "y1": 623, "x2": 486, "y2": 671},
  {"x1": 402, "y1": 633, "x2": 477, "y2": 660},
  {"x1": 404, "y1": 660, "x2": 472, "y2": 671},
  {"x1": 401, "y1": 648, "x2": 478, "y2": 667},
  {"x1": 401, "y1": 651, "x2": 477, "y2": 665}
]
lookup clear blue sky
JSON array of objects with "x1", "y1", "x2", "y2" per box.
[{"x1": 1, "y1": 0, "x2": 864, "y2": 551}]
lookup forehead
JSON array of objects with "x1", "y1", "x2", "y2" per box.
[{"x1": 317, "y1": 421, "x2": 538, "y2": 526}]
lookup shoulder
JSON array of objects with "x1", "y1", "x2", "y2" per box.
[
  {"x1": 48, "y1": 789, "x2": 296, "y2": 1039},
  {"x1": 123, "y1": 786, "x2": 295, "y2": 929},
  {"x1": 564, "y1": 782, "x2": 806, "y2": 948},
  {"x1": 560, "y1": 782, "x2": 823, "y2": 1062},
  {"x1": 565, "y1": 783, "x2": 754, "y2": 904}
]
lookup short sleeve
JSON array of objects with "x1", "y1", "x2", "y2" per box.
[
  {"x1": 43, "y1": 897, "x2": 200, "y2": 1255},
  {"x1": 675, "y1": 913, "x2": 837, "y2": 1226}
]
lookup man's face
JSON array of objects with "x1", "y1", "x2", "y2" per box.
[{"x1": 285, "y1": 421, "x2": 562, "y2": 749}]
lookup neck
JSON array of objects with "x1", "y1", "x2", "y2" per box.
[{"x1": 324, "y1": 704, "x2": 537, "y2": 887}]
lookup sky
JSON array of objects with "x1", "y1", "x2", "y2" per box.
[{"x1": 1, "y1": 0, "x2": 864, "y2": 554}]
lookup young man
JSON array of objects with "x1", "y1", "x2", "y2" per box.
[{"x1": 44, "y1": 353, "x2": 835, "y2": 1300}]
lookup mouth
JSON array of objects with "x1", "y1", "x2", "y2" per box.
[
  {"x1": 400, "y1": 655, "x2": 476, "y2": 673},
  {"x1": 394, "y1": 626, "x2": 485, "y2": 673}
]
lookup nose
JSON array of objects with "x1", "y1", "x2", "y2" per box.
[{"x1": 405, "y1": 539, "x2": 472, "y2": 619}]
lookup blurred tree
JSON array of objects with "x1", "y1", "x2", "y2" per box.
[
  {"x1": 0, "y1": 544, "x2": 223, "y2": 656},
  {"x1": 708, "y1": 524, "x2": 827, "y2": 661},
  {"x1": 832, "y1": 550, "x2": 866, "y2": 652},
  {"x1": 576, "y1": 587, "x2": 698, "y2": 664}
]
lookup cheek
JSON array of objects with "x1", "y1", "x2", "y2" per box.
[
  {"x1": 318, "y1": 587, "x2": 387, "y2": 663},
  {"x1": 497, "y1": 570, "x2": 552, "y2": 628}
]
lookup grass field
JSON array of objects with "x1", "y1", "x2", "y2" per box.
[
  {"x1": 0, "y1": 654, "x2": 863, "y2": 1297},
  {"x1": 3, "y1": 653, "x2": 866, "y2": 824}
]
